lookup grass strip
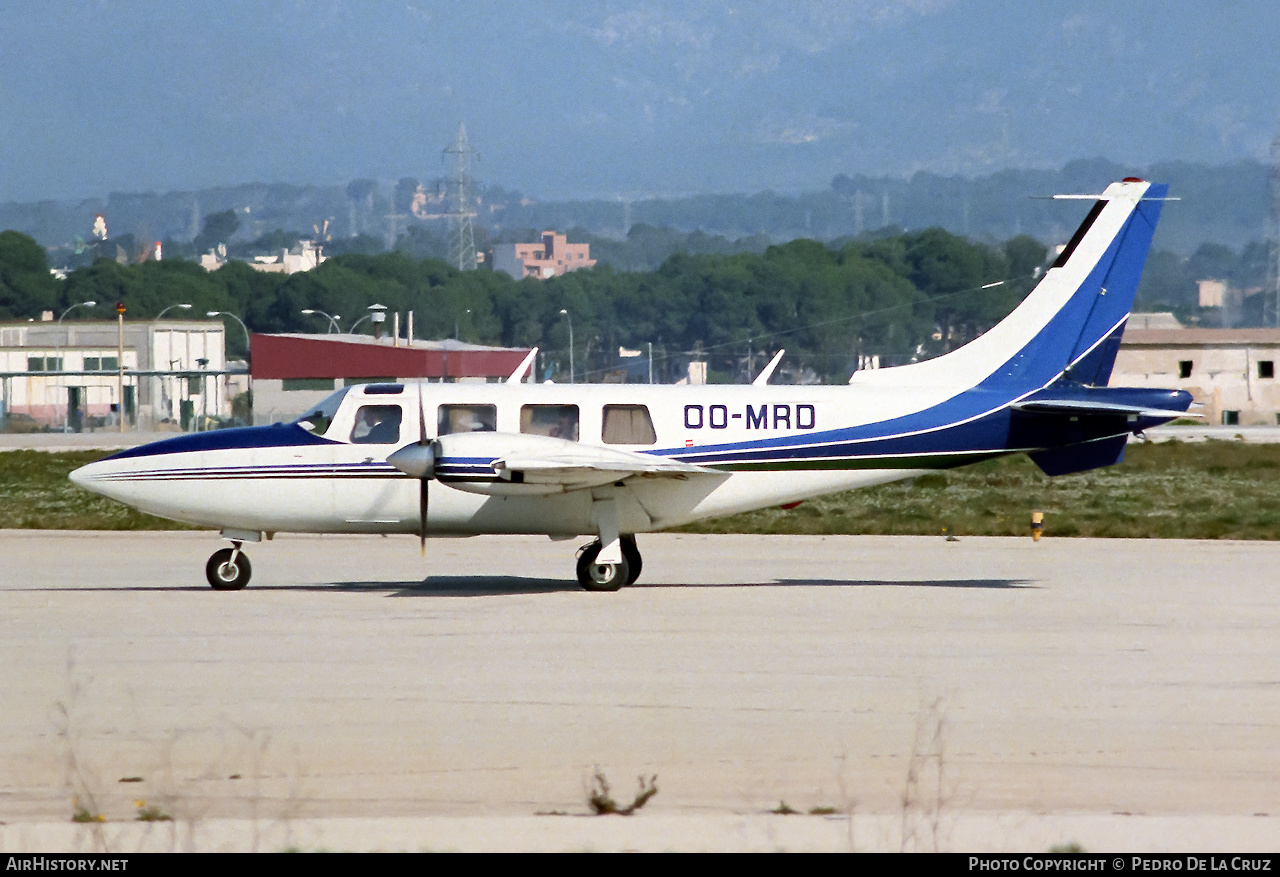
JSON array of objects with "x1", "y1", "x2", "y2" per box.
[{"x1": 4, "y1": 441, "x2": 1280, "y2": 539}]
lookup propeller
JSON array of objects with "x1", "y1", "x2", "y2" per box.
[
  {"x1": 386, "y1": 387, "x2": 437, "y2": 555},
  {"x1": 418, "y1": 390, "x2": 429, "y2": 554}
]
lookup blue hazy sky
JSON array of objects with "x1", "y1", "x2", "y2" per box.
[{"x1": 3, "y1": 0, "x2": 1279, "y2": 202}]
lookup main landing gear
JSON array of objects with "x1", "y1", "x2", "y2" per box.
[
  {"x1": 576, "y1": 535, "x2": 642, "y2": 592},
  {"x1": 206, "y1": 543, "x2": 252, "y2": 590}
]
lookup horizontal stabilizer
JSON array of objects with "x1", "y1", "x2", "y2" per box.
[{"x1": 1011, "y1": 398, "x2": 1199, "y2": 419}]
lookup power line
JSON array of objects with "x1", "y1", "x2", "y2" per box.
[{"x1": 571, "y1": 272, "x2": 1037, "y2": 380}]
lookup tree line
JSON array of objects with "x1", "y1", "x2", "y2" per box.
[{"x1": 0, "y1": 227, "x2": 1047, "y2": 383}]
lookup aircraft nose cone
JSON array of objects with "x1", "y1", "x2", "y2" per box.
[{"x1": 68, "y1": 459, "x2": 111, "y2": 497}]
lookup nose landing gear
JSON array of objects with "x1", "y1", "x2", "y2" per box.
[{"x1": 206, "y1": 543, "x2": 252, "y2": 590}]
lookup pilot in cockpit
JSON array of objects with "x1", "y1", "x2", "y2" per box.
[{"x1": 351, "y1": 405, "x2": 402, "y2": 444}]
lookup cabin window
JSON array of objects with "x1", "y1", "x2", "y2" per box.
[
  {"x1": 1259, "y1": 361, "x2": 1275, "y2": 379},
  {"x1": 602, "y1": 405, "x2": 657, "y2": 445},
  {"x1": 1178, "y1": 360, "x2": 1193, "y2": 379},
  {"x1": 520, "y1": 404, "x2": 579, "y2": 441},
  {"x1": 1221, "y1": 410, "x2": 1239, "y2": 426},
  {"x1": 350, "y1": 405, "x2": 403, "y2": 444},
  {"x1": 438, "y1": 404, "x2": 497, "y2": 434}
]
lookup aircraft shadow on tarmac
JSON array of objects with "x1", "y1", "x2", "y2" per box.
[
  {"x1": 325, "y1": 575, "x2": 1038, "y2": 596},
  {"x1": 13, "y1": 576, "x2": 1033, "y2": 597}
]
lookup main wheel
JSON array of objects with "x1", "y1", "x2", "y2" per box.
[
  {"x1": 576, "y1": 541, "x2": 631, "y2": 592},
  {"x1": 206, "y1": 547, "x2": 252, "y2": 591},
  {"x1": 620, "y1": 535, "x2": 642, "y2": 586}
]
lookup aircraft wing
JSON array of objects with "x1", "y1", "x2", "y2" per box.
[
  {"x1": 495, "y1": 449, "x2": 713, "y2": 485},
  {"x1": 416, "y1": 431, "x2": 720, "y2": 495}
]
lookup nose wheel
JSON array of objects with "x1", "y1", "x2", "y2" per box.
[
  {"x1": 576, "y1": 536, "x2": 642, "y2": 592},
  {"x1": 206, "y1": 544, "x2": 252, "y2": 590}
]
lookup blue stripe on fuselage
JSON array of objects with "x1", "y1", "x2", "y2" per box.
[{"x1": 105, "y1": 423, "x2": 339, "y2": 460}]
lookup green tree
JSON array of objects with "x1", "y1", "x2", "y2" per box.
[{"x1": 0, "y1": 230, "x2": 58, "y2": 319}]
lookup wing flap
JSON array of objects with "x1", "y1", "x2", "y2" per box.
[{"x1": 496, "y1": 449, "x2": 714, "y2": 485}]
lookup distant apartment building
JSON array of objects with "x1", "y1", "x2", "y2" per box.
[
  {"x1": 493, "y1": 231, "x2": 595, "y2": 280},
  {"x1": 200, "y1": 241, "x2": 326, "y2": 274}
]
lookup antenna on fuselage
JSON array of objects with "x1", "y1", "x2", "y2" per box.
[{"x1": 752, "y1": 349, "x2": 785, "y2": 386}]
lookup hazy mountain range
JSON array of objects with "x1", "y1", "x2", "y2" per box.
[{"x1": 3, "y1": 1, "x2": 1279, "y2": 203}]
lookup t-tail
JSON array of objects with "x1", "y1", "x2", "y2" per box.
[{"x1": 852, "y1": 177, "x2": 1193, "y2": 475}]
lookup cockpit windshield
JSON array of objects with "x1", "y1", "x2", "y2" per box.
[{"x1": 294, "y1": 387, "x2": 351, "y2": 436}]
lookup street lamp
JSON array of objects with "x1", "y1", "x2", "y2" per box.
[
  {"x1": 559, "y1": 308, "x2": 574, "y2": 383},
  {"x1": 153, "y1": 303, "x2": 192, "y2": 322},
  {"x1": 206, "y1": 311, "x2": 251, "y2": 352},
  {"x1": 301, "y1": 308, "x2": 341, "y2": 334},
  {"x1": 349, "y1": 303, "x2": 388, "y2": 335},
  {"x1": 55, "y1": 301, "x2": 95, "y2": 431}
]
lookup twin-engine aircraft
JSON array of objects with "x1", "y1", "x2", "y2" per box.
[{"x1": 71, "y1": 178, "x2": 1191, "y2": 591}]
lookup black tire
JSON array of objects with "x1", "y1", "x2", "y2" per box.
[
  {"x1": 576, "y1": 541, "x2": 630, "y2": 592},
  {"x1": 206, "y1": 548, "x2": 252, "y2": 591},
  {"x1": 620, "y1": 535, "x2": 642, "y2": 586}
]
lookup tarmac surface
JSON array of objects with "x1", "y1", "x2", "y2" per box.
[{"x1": 0, "y1": 531, "x2": 1277, "y2": 852}]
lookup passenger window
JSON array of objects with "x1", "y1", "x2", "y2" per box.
[
  {"x1": 350, "y1": 405, "x2": 403, "y2": 444},
  {"x1": 520, "y1": 404, "x2": 579, "y2": 441},
  {"x1": 438, "y1": 404, "x2": 497, "y2": 434},
  {"x1": 602, "y1": 405, "x2": 657, "y2": 445}
]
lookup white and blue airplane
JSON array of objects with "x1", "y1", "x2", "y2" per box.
[{"x1": 71, "y1": 178, "x2": 1191, "y2": 591}]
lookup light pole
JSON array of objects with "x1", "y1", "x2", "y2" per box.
[
  {"x1": 153, "y1": 303, "x2": 192, "y2": 323},
  {"x1": 559, "y1": 308, "x2": 574, "y2": 383},
  {"x1": 208, "y1": 311, "x2": 252, "y2": 425},
  {"x1": 55, "y1": 300, "x2": 95, "y2": 431},
  {"x1": 150, "y1": 304, "x2": 191, "y2": 426},
  {"x1": 349, "y1": 303, "x2": 388, "y2": 335},
  {"x1": 207, "y1": 311, "x2": 251, "y2": 352},
  {"x1": 301, "y1": 309, "x2": 341, "y2": 334}
]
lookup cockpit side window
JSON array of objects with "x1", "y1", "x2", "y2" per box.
[
  {"x1": 438, "y1": 404, "x2": 497, "y2": 434},
  {"x1": 350, "y1": 405, "x2": 403, "y2": 444},
  {"x1": 520, "y1": 404, "x2": 579, "y2": 441},
  {"x1": 295, "y1": 387, "x2": 351, "y2": 437}
]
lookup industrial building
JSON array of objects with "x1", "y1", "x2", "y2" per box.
[
  {"x1": 1114, "y1": 316, "x2": 1280, "y2": 425},
  {"x1": 249, "y1": 332, "x2": 533, "y2": 424},
  {"x1": 0, "y1": 317, "x2": 236, "y2": 431}
]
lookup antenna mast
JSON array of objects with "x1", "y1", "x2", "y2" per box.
[
  {"x1": 1269, "y1": 126, "x2": 1280, "y2": 326},
  {"x1": 441, "y1": 122, "x2": 479, "y2": 271}
]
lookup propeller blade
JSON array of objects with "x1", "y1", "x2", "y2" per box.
[{"x1": 419, "y1": 385, "x2": 428, "y2": 554}]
